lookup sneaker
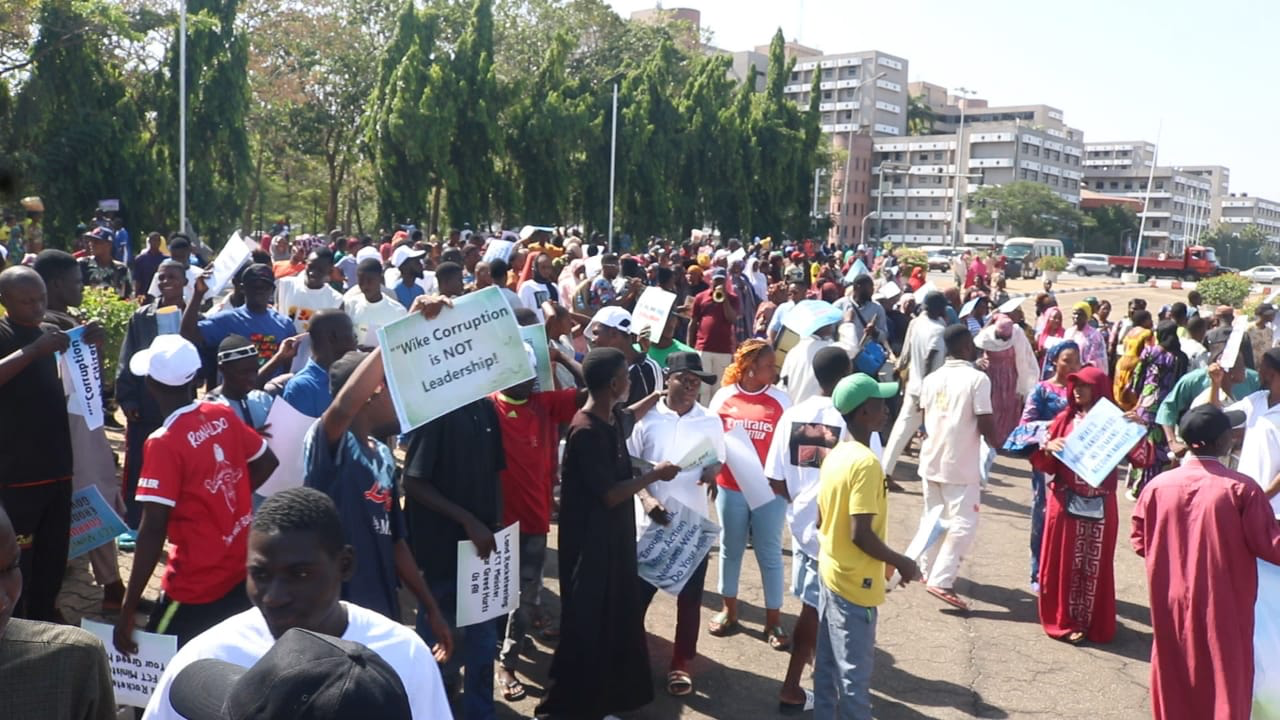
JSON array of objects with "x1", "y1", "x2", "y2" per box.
[
  {"x1": 1030, "y1": 581, "x2": 1040, "y2": 595},
  {"x1": 116, "y1": 530, "x2": 137, "y2": 552}
]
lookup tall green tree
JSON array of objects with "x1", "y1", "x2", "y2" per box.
[
  {"x1": 617, "y1": 38, "x2": 683, "y2": 238},
  {"x1": 444, "y1": 0, "x2": 500, "y2": 228},
  {"x1": 748, "y1": 29, "x2": 806, "y2": 238},
  {"x1": 907, "y1": 94, "x2": 935, "y2": 136},
  {"x1": 673, "y1": 53, "x2": 734, "y2": 235},
  {"x1": 969, "y1": 181, "x2": 1085, "y2": 239},
  {"x1": 1079, "y1": 204, "x2": 1139, "y2": 254}
]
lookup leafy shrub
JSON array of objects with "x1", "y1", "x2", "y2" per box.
[
  {"x1": 892, "y1": 247, "x2": 929, "y2": 274},
  {"x1": 1037, "y1": 255, "x2": 1068, "y2": 272},
  {"x1": 1195, "y1": 273, "x2": 1253, "y2": 309},
  {"x1": 78, "y1": 287, "x2": 136, "y2": 380}
]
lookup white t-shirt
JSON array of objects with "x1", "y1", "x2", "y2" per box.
[
  {"x1": 763, "y1": 395, "x2": 881, "y2": 557},
  {"x1": 142, "y1": 603, "x2": 450, "y2": 720},
  {"x1": 918, "y1": 358, "x2": 992, "y2": 484},
  {"x1": 779, "y1": 336, "x2": 838, "y2": 405},
  {"x1": 1227, "y1": 390, "x2": 1280, "y2": 515},
  {"x1": 147, "y1": 265, "x2": 201, "y2": 306},
  {"x1": 344, "y1": 292, "x2": 406, "y2": 346},
  {"x1": 627, "y1": 401, "x2": 726, "y2": 535},
  {"x1": 518, "y1": 280, "x2": 556, "y2": 322},
  {"x1": 904, "y1": 315, "x2": 947, "y2": 397},
  {"x1": 499, "y1": 287, "x2": 522, "y2": 312},
  {"x1": 275, "y1": 277, "x2": 344, "y2": 334}
]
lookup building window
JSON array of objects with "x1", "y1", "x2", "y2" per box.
[
  {"x1": 931, "y1": 197, "x2": 941, "y2": 206},
  {"x1": 822, "y1": 91, "x2": 832, "y2": 100},
  {"x1": 933, "y1": 152, "x2": 944, "y2": 161},
  {"x1": 822, "y1": 69, "x2": 833, "y2": 79},
  {"x1": 915, "y1": 221, "x2": 926, "y2": 230},
  {"x1": 1152, "y1": 219, "x2": 1162, "y2": 228},
  {"x1": 1109, "y1": 181, "x2": 1119, "y2": 189},
  {"x1": 930, "y1": 221, "x2": 940, "y2": 230},
  {"x1": 790, "y1": 71, "x2": 799, "y2": 82},
  {"x1": 1155, "y1": 181, "x2": 1165, "y2": 190},
  {"x1": 917, "y1": 153, "x2": 930, "y2": 162},
  {"x1": 846, "y1": 67, "x2": 858, "y2": 78}
]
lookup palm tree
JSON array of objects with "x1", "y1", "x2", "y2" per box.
[{"x1": 906, "y1": 94, "x2": 935, "y2": 136}]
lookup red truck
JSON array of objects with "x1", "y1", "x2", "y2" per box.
[{"x1": 1107, "y1": 245, "x2": 1221, "y2": 280}]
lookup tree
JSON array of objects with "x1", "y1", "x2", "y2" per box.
[
  {"x1": 444, "y1": 0, "x2": 501, "y2": 228},
  {"x1": 747, "y1": 29, "x2": 807, "y2": 238},
  {"x1": 907, "y1": 94, "x2": 935, "y2": 136},
  {"x1": 617, "y1": 38, "x2": 683, "y2": 238},
  {"x1": 1079, "y1": 204, "x2": 1138, "y2": 255},
  {"x1": 968, "y1": 181, "x2": 1084, "y2": 239},
  {"x1": 673, "y1": 53, "x2": 735, "y2": 235}
]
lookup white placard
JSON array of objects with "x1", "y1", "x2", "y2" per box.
[
  {"x1": 205, "y1": 231, "x2": 254, "y2": 299},
  {"x1": 723, "y1": 424, "x2": 776, "y2": 509},
  {"x1": 781, "y1": 300, "x2": 843, "y2": 339},
  {"x1": 888, "y1": 503, "x2": 947, "y2": 590},
  {"x1": 62, "y1": 326, "x2": 104, "y2": 430},
  {"x1": 258, "y1": 399, "x2": 315, "y2": 497},
  {"x1": 584, "y1": 253, "x2": 604, "y2": 279},
  {"x1": 378, "y1": 287, "x2": 533, "y2": 432},
  {"x1": 1220, "y1": 318, "x2": 1247, "y2": 370},
  {"x1": 675, "y1": 436, "x2": 719, "y2": 471},
  {"x1": 81, "y1": 619, "x2": 177, "y2": 708},
  {"x1": 482, "y1": 239, "x2": 515, "y2": 263},
  {"x1": 631, "y1": 286, "x2": 677, "y2": 341},
  {"x1": 456, "y1": 522, "x2": 520, "y2": 627},
  {"x1": 636, "y1": 499, "x2": 720, "y2": 595},
  {"x1": 1052, "y1": 397, "x2": 1147, "y2": 488}
]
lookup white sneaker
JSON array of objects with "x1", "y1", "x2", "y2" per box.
[{"x1": 1030, "y1": 581, "x2": 1041, "y2": 594}]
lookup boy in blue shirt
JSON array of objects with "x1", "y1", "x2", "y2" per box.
[
  {"x1": 281, "y1": 310, "x2": 357, "y2": 418},
  {"x1": 182, "y1": 263, "x2": 295, "y2": 374}
]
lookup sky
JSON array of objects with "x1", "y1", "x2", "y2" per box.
[{"x1": 608, "y1": 0, "x2": 1280, "y2": 201}]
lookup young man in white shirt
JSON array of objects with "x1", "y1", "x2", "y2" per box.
[
  {"x1": 881, "y1": 291, "x2": 949, "y2": 478},
  {"x1": 916, "y1": 324, "x2": 1001, "y2": 611},
  {"x1": 343, "y1": 258, "x2": 406, "y2": 348},
  {"x1": 626, "y1": 352, "x2": 725, "y2": 697},
  {"x1": 142, "y1": 487, "x2": 451, "y2": 720}
]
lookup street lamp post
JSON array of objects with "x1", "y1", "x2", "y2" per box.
[
  {"x1": 950, "y1": 87, "x2": 977, "y2": 249},
  {"x1": 839, "y1": 71, "x2": 887, "y2": 247},
  {"x1": 872, "y1": 161, "x2": 909, "y2": 244},
  {"x1": 178, "y1": 0, "x2": 187, "y2": 236}
]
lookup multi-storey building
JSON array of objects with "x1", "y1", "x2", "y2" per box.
[
  {"x1": 1083, "y1": 141, "x2": 1214, "y2": 254},
  {"x1": 1216, "y1": 193, "x2": 1280, "y2": 241}
]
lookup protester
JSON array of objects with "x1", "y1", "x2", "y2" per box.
[
  {"x1": 881, "y1": 291, "x2": 948, "y2": 479},
  {"x1": 205, "y1": 335, "x2": 277, "y2": 433},
  {"x1": 974, "y1": 313, "x2": 1039, "y2": 446},
  {"x1": 182, "y1": 263, "x2": 297, "y2": 371},
  {"x1": 345, "y1": 257, "x2": 406, "y2": 345},
  {"x1": 141, "y1": 487, "x2": 451, "y2": 719},
  {"x1": 115, "y1": 335, "x2": 279, "y2": 651},
  {"x1": 707, "y1": 339, "x2": 792, "y2": 648},
  {"x1": 688, "y1": 268, "x2": 740, "y2": 404},
  {"x1": 917, "y1": 324, "x2": 1000, "y2": 611},
  {"x1": 537, "y1": 348, "x2": 680, "y2": 718},
  {"x1": 80, "y1": 226, "x2": 132, "y2": 298},
  {"x1": 814, "y1": 373, "x2": 919, "y2": 718},
  {"x1": 1126, "y1": 320, "x2": 1188, "y2": 498},
  {"x1": 0, "y1": 265, "x2": 76, "y2": 622},
  {"x1": 280, "y1": 310, "x2": 357, "y2": 417},
  {"x1": 1157, "y1": 356, "x2": 1258, "y2": 458},
  {"x1": 1033, "y1": 366, "x2": 1120, "y2": 644},
  {"x1": 1113, "y1": 311, "x2": 1154, "y2": 409},
  {"x1": 1036, "y1": 306, "x2": 1065, "y2": 361},
  {"x1": 1064, "y1": 302, "x2": 1107, "y2": 370},
  {"x1": 389, "y1": 245, "x2": 427, "y2": 308},
  {"x1": 766, "y1": 280, "x2": 808, "y2": 345},
  {"x1": 588, "y1": 306, "x2": 662, "y2": 405},
  {"x1": 275, "y1": 248, "x2": 344, "y2": 347}
]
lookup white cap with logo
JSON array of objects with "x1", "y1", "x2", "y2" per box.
[
  {"x1": 129, "y1": 335, "x2": 202, "y2": 387},
  {"x1": 390, "y1": 245, "x2": 426, "y2": 269}
]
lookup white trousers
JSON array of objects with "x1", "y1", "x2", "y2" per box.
[
  {"x1": 919, "y1": 480, "x2": 981, "y2": 590},
  {"x1": 698, "y1": 351, "x2": 734, "y2": 406},
  {"x1": 880, "y1": 393, "x2": 921, "y2": 478}
]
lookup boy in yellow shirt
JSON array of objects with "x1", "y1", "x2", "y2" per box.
[{"x1": 814, "y1": 374, "x2": 920, "y2": 719}]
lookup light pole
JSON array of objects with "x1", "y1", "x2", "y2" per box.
[
  {"x1": 607, "y1": 82, "x2": 618, "y2": 253},
  {"x1": 991, "y1": 208, "x2": 1000, "y2": 243},
  {"x1": 178, "y1": 0, "x2": 187, "y2": 237},
  {"x1": 811, "y1": 168, "x2": 826, "y2": 220},
  {"x1": 872, "y1": 161, "x2": 909, "y2": 243},
  {"x1": 950, "y1": 87, "x2": 977, "y2": 249},
  {"x1": 839, "y1": 71, "x2": 887, "y2": 246}
]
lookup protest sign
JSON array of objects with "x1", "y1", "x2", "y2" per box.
[
  {"x1": 1255, "y1": 561, "x2": 1280, "y2": 719},
  {"x1": 518, "y1": 322, "x2": 554, "y2": 391},
  {"x1": 379, "y1": 287, "x2": 533, "y2": 432},
  {"x1": 781, "y1": 300, "x2": 843, "y2": 338},
  {"x1": 81, "y1": 619, "x2": 178, "y2": 708},
  {"x1": 636, "y1": 499, "x2": 720, "y2": 595},
  {"x1": 62, "y1": 326, "x2": 104, "y2": 431},
  {"x1": 913, "y1": 282, "x2": 939, "y2": 304},
  {"x1": 584, "y1": 253, "x2": 603, "y2": 279},
  {"x1": 1052, "y1": 397, "x2": 1146, "y2": 488},
  {"x1": 887, "y1": 504, "x2": 947, "y2": 591},
  {"x1": 632, "y1": 287, "x2": 677, "y2": 341},
  {"x1": 456, "y1": 523, "x2": 520, "y2": 628},
  {"x1": 69, "y1": 486, "x2": 128, "y2": 559},
  {"x1": 257, "y1": 399, "x2": 316, "y2": 497},
  {"x1": 1220, "y1": 317, "x2": 1248, "y2": 370},
  {"x1": 98, "y1": 199, "x2": 120, "y2": 212},
  {"x1": 723, "y1": 424, "x2": 775, "y2": 509},
  {"x1": 482, "y1": 239, "x2": 515, "y2": 263},
  {"x1": 205, "y1": 231, "x2": 253, "y2": 299},
  {"x1": 843, "y1": 258, "x2": 870, "y2": 283},
  {"x1": 675, "y1": 436, "x2": 719, "y2": 471}
]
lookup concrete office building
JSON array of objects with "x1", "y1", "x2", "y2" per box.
[
  {"x1": 1083, "y1": 141, "x2": 1214, "y2": 254},
  {"x1": 1216, "y1": 193, "x2": 1280, "y2": 241},
  {"x1": 1181, "y1": 165, "x2": 1231, "y2": 224}
]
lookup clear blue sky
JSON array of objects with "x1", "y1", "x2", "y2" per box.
[{"x1": 609, "y1": 0, "x2": 1280, "y2": 202}]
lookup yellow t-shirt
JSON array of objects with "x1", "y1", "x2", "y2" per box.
[{"x1": 816, "y1": 440, "x2": 888, "y2": 607}]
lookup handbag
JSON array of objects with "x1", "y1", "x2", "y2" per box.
[
  {"x1": 1065, "y1": 490, "x2": 1105, "y2": 521},
  {"x1": 851, "y1": 303, "x2": 887, "y2": 376}
]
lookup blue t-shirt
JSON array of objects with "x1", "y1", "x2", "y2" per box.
[
  {"x1": 302, "y1": 424, "x2": 406, "y2": 620},
  {"x1": 282, "y1": 359, "x2": 331, "y2": 418},
  {"x1": 198, "y1": 306, "x2": 296, "y2": 368},
  {"x1": 205, "y1": 388, "x2": 274, "y2": 430},
  {"x1": 393, "y1": 282, "x2": 423, "y2": 310},
  {"x1": 113, "y1": 227, "x2": 131, "y2": 264}
]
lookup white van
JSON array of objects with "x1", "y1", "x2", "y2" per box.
[{"x1": 1001, "y1": 237, "x2": 1065, "y2": 279}]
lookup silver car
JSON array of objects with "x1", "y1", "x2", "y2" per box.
[{"x1": 1066, "y1": 253, "x2": 1111, "y2": 277}]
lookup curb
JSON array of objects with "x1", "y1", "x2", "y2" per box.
[{"x1": 1146, "y1": 279, "x2": 1197, "y2": 290}]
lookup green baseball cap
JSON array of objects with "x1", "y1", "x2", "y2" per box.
[{"x1": 833, "y1": 374, "x2": 899, "y2": 415}]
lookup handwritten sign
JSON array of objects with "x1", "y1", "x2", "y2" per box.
[
  {"x1": 69, "y1": 486, "x2": 128, "y2": 559},
  {"x1": 723, "y1": 424, "x2": 776, "y2": 510},
  {"x1": 1255, "y1": 562, "x2": 1280, "y2": 717},
  {"x1": 378, "y1": 287, "x2": 534, "y2": 432},
  {"x1": 781, "y1": 300, "x2": 843, "y2": 338},
  {"x1": 675, "y1": 436, "x2": 719, "y2": 471},
  {"x1": 205, "y1": 231, "x2": 253, "y2": 298},
  {"x1": 636, "y1": 499, "x2": 720, "y2": 595},
  {"x1": 81, "y1": 619, "x2": 177, "y2": 708},
  {"x1": 62, "y1": 326, "x2": 104, "y2": 430},
  {"x1": 456, "y1": 522, "x2": 520, "y2": 627},
  {"x1": 258, "y1": 399, "x2": 314, "y2": 497},
  {"x1": 888, "y1": 504, "x2": 947, "y2": 591},
  {"x1": 482, "y1": 239, "x2": 515, "y2": 263},
  {"x1": 632, "y1": 287, "x2": 677, "y2": 342},
  {"x1": 518, "y1": 322, "x2": 554, "y2": 391},
  {"x1": 1053, "y1": 397, "x2": 1147, "y2": 488}
]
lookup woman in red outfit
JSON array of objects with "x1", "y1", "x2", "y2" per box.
[{"x1": 1032, "y1": 365, "x2": 1119, "y2": 645}]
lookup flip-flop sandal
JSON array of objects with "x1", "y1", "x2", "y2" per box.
[
  {"x1": 927, "y1": 586, "x2": 970, "y2": 611},
  {"x1": 767, "y1": 625, "x2": 792, "y2": 651},
  {"x1": 497, "y1": 675, "x2": 527, "y2": 702},
  {"x1": 707, "y1": 611, "x2": 739, "y2": 637},
  {"x1": 778, "y1": 688, "x2": 815, "y2": 715},
  {"x1": 1064, "y1": 631, "x2": 1087, "y2": 646},
  {"x1": 666, "y1": 670, "x2": 693, "y2": 697}
]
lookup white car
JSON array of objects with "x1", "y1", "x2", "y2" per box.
[
  {"x1": 1065, "y1": 253, "x2": 1111, "y2": 276},
  {"x1": 1241, "y1": 265, "x2": 1280, "y2": 284}
]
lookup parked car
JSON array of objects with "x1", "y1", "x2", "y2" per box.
[
  {"x1": 1240, "y1": 265, "x2": 1280, "y2": 284},
  {"x1": 1065, "y1": 253, "x2": 1111, "y2": 277},
  {"x1": 926, "y1": 249, "x2": 955, "y2": 271}
]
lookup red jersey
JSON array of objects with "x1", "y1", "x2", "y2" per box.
[
  {"x1": 491, "y1": 389, "x2": 579, "y2": 534},
  {"x1": 136, "y1": 402, "x2": 267, "y2": 603},
  {"x1": 709, "y1": 384, "x2": 790, "y2": 491}
]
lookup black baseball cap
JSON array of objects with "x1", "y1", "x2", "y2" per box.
[
  {"x1": 1178, "y1": 405, "x2": 1245, "y2": 451},
  {"x1": 666, "y1": 352, "x2": 716, "y2": 384},
  {"x1": 241, "y1": 263, "x2": 275, "y2": 286},
  {"x1": 170, "y1": 628, "x2": 411, "y2": 720}
]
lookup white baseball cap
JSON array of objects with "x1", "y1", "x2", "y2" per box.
[
  {"x1": 355, "y1": 246, "x2": 381, "y2": 264},
  {"x1": 129, "y1": 335, "x2": 202, "y2": 387},
  {"x1": 390, "y1": 245, "x2": 425, "y2": 269},
  {"x1": 587, "y1": 306, "x2": 634, "y2": 340}
]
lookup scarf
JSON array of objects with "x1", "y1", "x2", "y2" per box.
[{"x1": 1045, "y1": 365, "x2": 1113, "y2": 445}]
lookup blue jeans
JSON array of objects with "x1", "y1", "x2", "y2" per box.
[
  {"x1": 417, "y1": 580, "x2": 499, "y2": 720},
  {"x1": 1030, "y1": 469, "x2": 1047, "y2": 583},
  {"x1": 715, "y1": 487, "x2": 786, "y2": 609},
  {"x1": 815, "y1": 579, "x2": 877, "y2": 720}
]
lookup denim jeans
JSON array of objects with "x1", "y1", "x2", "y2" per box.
[
  {"x1": 417, "y1": 580, "x2": 499, "y2": 720},
  {"x1": 498, "y1": 533, "x2": 547, "y2": 670},
  {"x1": 715, "y1": 487, "x2": 786, "y2": 609},
  {"x1": 1030, "y1": 469, "x2": 1047, "y2": 583},
  {"x1": 814, "y1": 580, "x2": 877, "y2": 720}
]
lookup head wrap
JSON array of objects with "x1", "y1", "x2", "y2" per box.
[
  {"x1": 1072, "y1": 301, "x2": 1092, "y2": 320},
  {"x1": 1041, "y1": 339, "x2": 1080, "y2": 380}
]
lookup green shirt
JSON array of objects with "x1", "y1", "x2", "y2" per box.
[
  {"x1": 646, "y1": 338, "x2": 695, "y2": 368},
  {"x1": 1154, "y1": 367, "x2": 1261, "y2": 427}
]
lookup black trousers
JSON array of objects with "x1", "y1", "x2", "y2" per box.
[
  {"x1": 146, "y1": 580, "x2": 251, "y2": 649},
  {"x1": 0, "y1": 478, "x2": 72, "y2": 622}
]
